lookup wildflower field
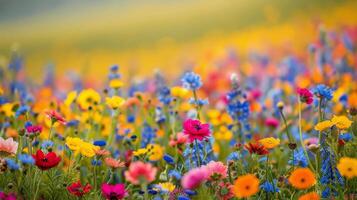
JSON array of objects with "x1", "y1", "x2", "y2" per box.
[{"x1": 0, "y1": 1, "x2": 357, "y2": 200}]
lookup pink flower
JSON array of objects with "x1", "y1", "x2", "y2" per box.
[
  {"x1": 0, "y1": 192, "x2": 16, "y2": 200},
  {"x1": 105, "y1": 157, "x2": 125, "y2": 169},
  {"x1": 124, "y1": 161, "x2": 157, "y2": 185},
  {"x1": 304, "y1": 137, "x2": 319, "y2": 150},
  {"x1": 0, "y1": 137, "x2": 18, "y2": 156},
  {"x1": 45, "y1": 110, "x2": 66, "y2": 124},
  {"x1": 265, "y1": 117, "x2": 279, "y2": 128},
  {"x1": 101, "y1": 183, "x2": 127, "y2": 200},
  {"x1": 169, "y1": 132, "x2": 188, "y2": 146},
  {"x1": 181, "y1": 166, "x2": 209, "y2": 189},
  {"x1": 297, "y1": 88, "x2": 313, "y2": 104},
  {"x1": 26, "y1": 125, "x2": 42, "y2": 137},
  {"x1": 206, "y1": 161, "x2": 227, "y2": 180},
  {"x1": 183, "y1": 119, "x2": 211, "y2": 143}
]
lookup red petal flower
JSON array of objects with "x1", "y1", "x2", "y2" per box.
[
  {"x1": 45, "y1": 110, "x2": 66, "y2": 124},
  {"x1": 32, "y1": 149, "x2": 61, "y2": 170},
  {"x1": 67, "y1": 181, "x2": 92, "y2": 197},
  {"x1": 245, "y1": 143, "x2": 269, "y2": 155},
  {"x1": 297, "y1": 88, "x2": 313, "y2": 105}
]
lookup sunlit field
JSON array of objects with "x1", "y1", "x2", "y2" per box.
[{"x1": 0, "y1": 0, "x2": 356, "y2": 199}]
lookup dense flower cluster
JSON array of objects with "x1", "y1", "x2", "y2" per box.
[{"x1": 0, "y1": 24, "x2": 356, "y2": 200}]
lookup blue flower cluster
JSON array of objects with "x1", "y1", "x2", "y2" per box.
[
  {"x1": 181, "y1": 72, "x2": 202, "y2": 90},
  {"x1": 260, "y1": 180, "x2": 280, "y2": 193},
  {"x1": 183, "y1": 141, "x2": 214, "y2": 168},
  {"x1": 289, "y1": 148, "x2": 308, "y2": 167},
  {"x1": 314, "y1": 84, "x2": 333, "y2": 101}
]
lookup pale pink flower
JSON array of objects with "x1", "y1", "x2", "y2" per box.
[
  {"x1": 181, "y1": 166, "x2": 209, "y2": 189},
  {"x1": 105, "y1": 157, "x2": 125, "y2": 169},
  {"x1": 124, "y1": 161, "x2": 157, "y2": 185},
  {"x1": 206, "y1": 161, "x2": 227, "y2": 180},
  {"x1": 169, "y1": 132, "x2": 188, "y2": 146},
  {"x1": 0, "y1": 137, "x2": 18, "y2": 156}
]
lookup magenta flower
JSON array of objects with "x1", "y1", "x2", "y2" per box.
[
  {"x1": 181, "y1": 166, "x2": 209, "y2": 189},
  {"x1": 297, "y1": 88, "x2": 313, "y2": 104},
  {"x1": 265, "y1": 117, "x2": 279, "y2": 128},
  {"x1": 0, "y1": 192, "x2": 16, "y2": 200},
  {"x1": 183, "y1": 119, "x2": 211, "y2": 143},
  {"x1": 26, "y1": 125, "x2": 42, "y2": 137},
  {"x1": 101, "y1": 183, "x2": 127, "y2": 200}
]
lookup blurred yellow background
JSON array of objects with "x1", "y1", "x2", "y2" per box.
[{"x1": 0, "y1": 0, "x2": 356, "y2": 81}]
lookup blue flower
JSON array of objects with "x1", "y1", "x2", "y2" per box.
[
  {"x1": 339, "y1": 133, "x2": 352, "y2": 142},
  {"x1": 141, "y1": 123, "x2": 156, "y2": 147},
  {"x1": 66, "y1": 120, "x2": 79, "y2": 127},
  {"x1": 181, "y1": 72, "x2": 202, "y2": 90},
  {"x1": 24, "y1": 121, "x2": 32, "y2": 128},
  {"x1": 155, "y1": 107, "x2": 166, "y2": 124},
  {"x1": 5, "y1": 159, "x2": 19, "y2": 170},
  {"x1": 15, "y1": 105, "x2": 30, "y2": 117},
  {"x1": 226, "y1": 151, "x2": 240, "y2": 163},
  {"x1": 163, "y1": 154, "x2": 175, "y2": 165},
  {"x1": 183, "y1": 141, "x2": 214, "y2": 168},
  {"x1": 18, "y1": 154, "x2": 35, "y2": 165},
  {"x1": 41, "y1": 140, "x2": 54, "y2": 149},
  {"x1": 178, "y1": 196, "x2": 190, "y2": 200},
  {"x1": 168, "y1": 170, "x2": 182, "y2": 180},
  {"x1": 289, "y1": 148, "x2": 308, "y2": 167},
  {"x1": 189, "y1": 98, "x2": 209, "y2": 106},
  {"x1": 91, "y1": 160, "x2": 102, "y2": 166},
  {"x1": 184, "y1": 189, "x2": 197, "y2": 196},
  {"x1": 260, "y1": 180, "x2": 280, "y2": 193},
  {"x1": 157, "y1": 86, "x2": 172, "y2": 105},
  {"x1": 227, "y1": 100, "x2": 250, "y2": 121},
  {"x1": 110, "y1": 65, "x2": 119, "y2": 72},
  {"x1": 314, "y1": 84, "x2": 333, "y2": 101},
  {"x1": 93, "y1": 140, "x2": 106, "y2": 147}
]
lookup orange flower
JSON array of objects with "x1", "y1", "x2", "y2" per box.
[
  {"x1": 288, "y1": 168, "x2": 316, "y2": 189},
  {"x1": 298, "y1": 192, "x2": 320, "y2": 200},
  {"x1": 232, "y1": 174, "x2": 259, "y2": 198}
]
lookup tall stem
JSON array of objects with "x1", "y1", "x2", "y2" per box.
[{"x1": 298, "y1": 99, "x2": 315, "y2": 172}]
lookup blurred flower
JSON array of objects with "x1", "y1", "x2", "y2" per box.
[
  {"x1": 260, "y1": 180, "x2": 280, "y2": 193},
  {"x1": 339, "y1": 133, "x2": 352, "y2": 142},
  {"x1": 264, "y1": 117, "x2": 279, "y2": 128},
  {"x1": 314, "y1": 120, "x2": 333, "y2": 132},
  {"x1": 0, "y1": 192, "x2": 16, "y2": 200},
  {"x1": 5, "y1": 158, "x2": 19, "y2": 171},
  {"x1": 101, "y1": 183, "x2": 127, "y2": 200},
  {"x1": 65, "y1": 137, "x2": 83, "y2": 152},
  {"x1": 93, "y1": 140, "x2": 107, "y2": 147},
  {"x1": 124, "y1": 161, "x2": 157, "y2": 184},
  {"x1": 183, "y1": 119, "x2": 211, "y2": 143},
  {"x1": 95, "y1": 149, "x2": 110, "y2": 156},
  {"x1": 106, "y1": 96, "x2": 125, "y2": 109},
  {"x1": 45, "y1": 110, "x2": 66, "y2": 125},
  {"x1": 64, "y1": 91, "x2": 77, "y2": 107},
  {"x1": 181, "y1": 166, "x2": 209, "y2": 189},
  {"x1": 331, "y1": 115, "x2": 353, "y2": 130},
  {"x1": 163, "y1": 154, "x2": 175, "y2": 165},
  {"x1": 288, "y1": 168, "x2": 316, "y2": 189},
  {"x1": 109, "y1": 79, "x2": 124, "y2": 89},
  {"x1": 26, "y1": 125, "x2": 42, "y2": 137},
  {"x1": 181, "y1": 72, "x2": 202, "y2": 90},
  {"x1": 214, "y1": 126, "x2": 233, "y2": 141},
  {"x1": 0, "y1": 137, "x2": 18, "y2": 156},
  {"x1": 18, "y1": 154, "x2": 35, "y2": 165},
  {"x1": 67, "y1": 181, "x2": 92, "y2": 197},
  {"x1": 33, "y1": 149, "x2": 61, "y2": 170},
  {"x1": 245, "y1": 143, "x2": 269, "y2": 155},
  {"x1": 313, "y1": 84, "x2": 333, "y2": 100},
  {"x1": 77, "y1": 89, "x2": 101, "y2": 110},
  {"x1": 105, "y1": 157, "x2": 125, "y2": 169},
  {"x1": 206, "y1": 161, "x2": 227, "y2": 180},
  {"x1": 298, "y1": 192, "x2": 320, "y2": 200},
  {"x1": 337, "y1": 157, "x2": 357, "y2": 179},
  {"x1": 169, "y1": 132, "x2": 188, "y2": 147},
  {"x1": 157, "y1": 182, "x2": 176, "y2": 192},
  {"x1": 232, "y1": 174, "x2": 259, "y2": 198},
  {"x1": 79, "y1": 142, "x2": 100, "y2": 158},
  {"x1": 146, "y1": 144, "x2": 164, "y2": 161},
  {"x1": 171, "y1": 86, "x2": 189, "y2": 99},
  {"x1": 258, "y1": 137, "x2": 280, "y2": 149},
  {"x1": 297, "y1": 88, "x2": 313, "y2": 104}
]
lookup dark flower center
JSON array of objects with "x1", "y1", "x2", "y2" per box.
[
  {"x1": 194, "y1": 124, "x2": 201, "y2": 130},
  {"x1": 300, "y1": 178, "x2": 305, "y2": 183}
]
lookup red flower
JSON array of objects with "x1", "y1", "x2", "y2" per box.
[
  {"x1": 32, "y1": 149, "x2": 61, "y2": 170},
  {"x1": 245, "y1": 143, "x2": 269, "y2": 155},
  {"x1": 297, "y1": 88, "x2": 313, "y2": 105},
  {"x1": 45, "y1": 110, "x2": 66, "y2": 124},
  {"x1": 67, "y1": 181, "x2": 92, "y2": 197},
  {"x1": 183, "y1": 119, "x2": 211, "y2": 143}
]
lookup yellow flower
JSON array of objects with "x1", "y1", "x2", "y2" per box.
[
  {"x1": 158, "y1": 182, "x2": 175, "y2": 192},
  {"x1": 64, "y1": 91, "x2": 77, "y2": 106},
  {"x1": 314, "y1": 120, "x2": 334, "y2": 132},
  {"x1": 331, "y1": 115, "x2": 353, "y2": 130},
  {"x1": 77, "y1": 89, "x2": 101, "y2": 110},
  {"x1": 337, "y1": 157, "x2": 357, "y2": 179},
  {"x1": 0, "y1": 103, "x2": 16, "y2": 117},
  {"x1": 259, "y1": 137, "x2": 280, "y2": 149},
  {"x1": 133, "y1": 148, "x2": 148, "y2": 156},
  {"x1": 214, "y1": 126, "x2": 233, "y2": 141},
  {"x1": 171, "y1": 86, "x2": 189, "y2": 99},
  {"x1": 65, "y1": 137, "x2": 83, "y2": 152},
  {"x1": 106, "y1": 96, "x2": 125, "y2": 109},
  {"x1": 0, "y1": 86, "x2": 3, "y2": 95},
  {"x1": 79, "y1": 142, "x2": 100, "y2": 158},
  {"x1": 109, "y1": 79, "x2": 124, "y2": 89},
  {"x1": 147, "y1": 144, "x2": 164, "y2": 161}
]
